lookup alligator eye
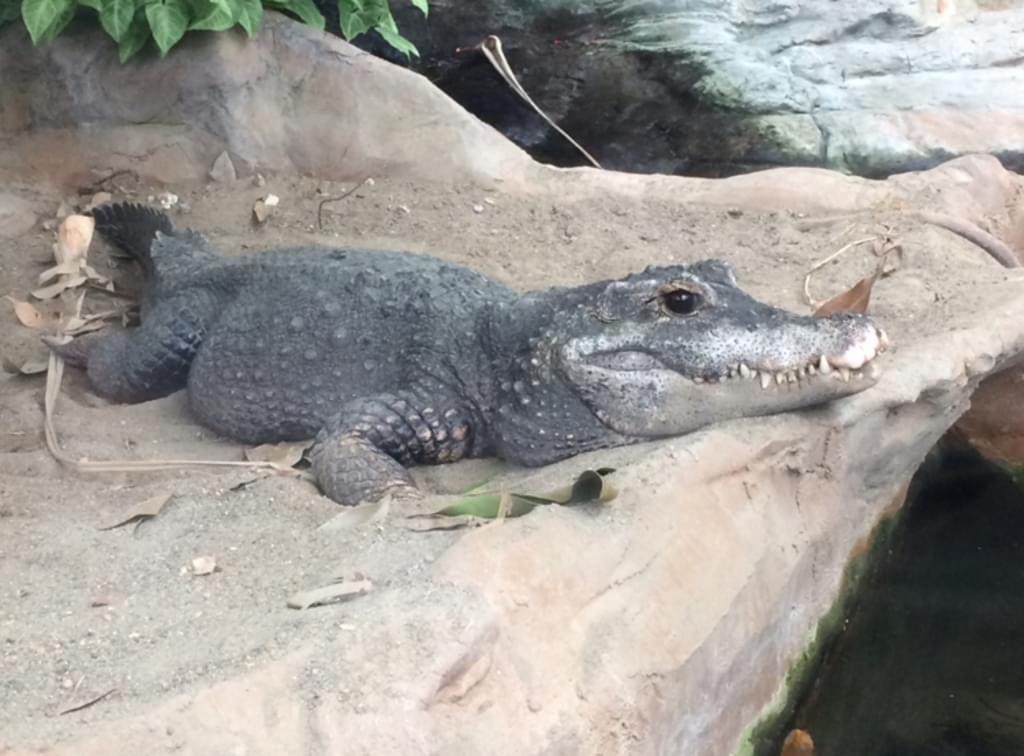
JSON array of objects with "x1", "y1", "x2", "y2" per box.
[{"x1": 661, "y1": 288, "x2": 704, "y2": 316}]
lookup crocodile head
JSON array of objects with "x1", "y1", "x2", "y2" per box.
[{"x1": 546, "y1": 259, "x2": 888, "y2": 438}]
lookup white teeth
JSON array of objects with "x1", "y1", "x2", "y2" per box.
[
  {"x1": 818, "y1": 355, "x2": 832, "y2": 375},
  {"x1": 739, "y1": 363, "x2": 752, "y2": 379},
  {"x1": 868, "y1": 362, "x2": 881, "y2": 380},
  {"x1": 786, "y1": 371, "x2": 797, "y2": 383},
  {"x1": 760, "y1": 372, "x2": 772, "y2": 389},
  {"x1": 839, "y1": 367, "x2": 851, "y2": 382},
  {"x1": 806, "y1": 364, "x2": 817, "y2": 376},
  {"x1": 775, "y1": 372, "x2": 785, "y2": 385}
]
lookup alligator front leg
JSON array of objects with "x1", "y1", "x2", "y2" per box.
[
  {"x1": 310, "y1": 392, "x2": 477, "y2": 506},
  {"x1": 45, "y1": 293, "x2": 215, "y2": 403}
]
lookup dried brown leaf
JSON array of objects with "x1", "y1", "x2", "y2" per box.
[
  {"x1": 244, "y1": 440, "x2": 310, "y2": 470},
  {"x1": 84, "y1": 192, "x2": 113, "y2": 212},
  {"x1": 98, "y1": 490, "x2": 174, "y2": 531},
  {"x1": 813, "y1": 242, "x2": 902, "y2": 317},
  {"x1": 5, "y1": 296, "x2": 45, "y2": 328},
  {"x1": 31, "y1": 275, "x2": 87, "y2": 301},
  {"x1": 286, "y1": 578, "x2": 374, "y2": 610},
  {"x1": 813, "y1": 272, "x2": 878, "y2": 316},
  {"x1": 781, "y1": 728, "x2": 815, "y2": 756},
  {"x1": 37, "y1": 259, "x2": 83, "y2": 285}
]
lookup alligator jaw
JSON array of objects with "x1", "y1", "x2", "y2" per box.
[
  {"x1": 690, "y1": 325, "x2": 888, "y2": 388},
  {"x1": 559, "y1": 324, "x2": 889, "y2": 438}
]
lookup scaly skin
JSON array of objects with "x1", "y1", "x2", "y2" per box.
[{"x1": 50, "y1": 203, "x2": 889, "y2": 505}]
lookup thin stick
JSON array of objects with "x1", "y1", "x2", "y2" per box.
[
  {"x1": 317, "y1": 177, "x2": 372, "y2": 230},
  {"x1": 802, "y1": 237, "x2": 878, "y2": 307},
  {"x1": 42, "y1": 351, "x2": 313, "y2": 479},
  {"x1": 473, "y1": 36, "x2": 601, "y2": 169},
  {"x1": 913, "y1": 211, "x2": 1020, "y2": 268}
]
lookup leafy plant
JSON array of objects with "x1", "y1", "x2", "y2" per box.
[{"x1": 0, "y1": 0, "x2": 426, "y2": 62}]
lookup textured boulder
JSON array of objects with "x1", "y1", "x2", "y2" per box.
[
  {"x1": 0, "y1": 15, "x2": 536, "y2": 190},
  {"x1": 372, "y1": 0, "x2": 1024, "y2": 176}
]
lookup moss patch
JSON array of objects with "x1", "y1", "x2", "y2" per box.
[{"x1": 734, "y1": 499, "x2": 908, "y2": 756}]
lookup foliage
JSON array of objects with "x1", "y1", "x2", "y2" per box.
[{"x1": 0, "y1": 0, "x2": 426, "y2": 62}]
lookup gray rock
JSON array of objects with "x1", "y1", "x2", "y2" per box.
[
  {"x1": 384, "y1": 0, "x2": 1024, "y2": 175},
  {"x1": 208, "y1": 151, "x2": 237, "y2": 183},
  {"x1": 0, "y1": 15, "x2": 535, "y2": 191}
]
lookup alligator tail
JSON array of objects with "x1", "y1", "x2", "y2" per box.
[{"x1": 89, "y1": 202, "x2": 175, "y2": 278}]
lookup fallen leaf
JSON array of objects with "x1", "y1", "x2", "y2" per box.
[
  {"x1": 98, "y1": 490, "x2": 174, "y2": 531},
  {"x1": 5, "y1": 296, "x2": 45, "y2": 328},
  {"x1": 62, "y1": 309, "x2": 120, "y2": 336},
  {"x1": 287, "y1": 578, "x2": 374, "y2": 610},
  {"x1": 84, "y1": 192, "x2": 113, "y2": 212},
  {"x1": 190, "y1": 556, "x2": 218, "y2": 576},
  {"x1": 243, "y1": 440, "x2": 311, "y2": 470},
  {"x1": 781, "y1": 728, "x2": 815, "y2": 756},
  {"x1": 31, "y1": 275, "x2": 88, "y2": 301},
  {"x1": 412, "y1": 468, "x2": 617, "y2": 522},
  {"x1": 37, "y1": 260, "x2": 83, "y2": 285},
  {"x1": 317, "y1": 496, "x2": 391, "y2": 532},
  {"x1": 813, "y1": 271, "x2": 879, "y2": 316},
  {"x1": 2, "y1": 355, "x2": 49, "y2": 375}
]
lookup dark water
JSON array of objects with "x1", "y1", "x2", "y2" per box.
[{"x1": 773, "y1": 445, "x2": 1024, "y2": 756}]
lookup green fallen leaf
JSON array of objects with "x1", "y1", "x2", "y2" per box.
[{"x1": 416, "y1": 468, "x2": 617, "y2": 520}]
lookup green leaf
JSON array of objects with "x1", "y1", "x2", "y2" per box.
[
  {"x1": 268, "y1": 0, "x2": 324, "y2": 30},
  {"x1": 38, "y1": 0, "x2": 74, "y2": 41},
  {"x1": 117, "y1": 7, "x2": 149, "y2": 61},
  {"x1": 408, "y1": 0, "x2": 426, "y2": 16},
  {"x1": 144, "y1": 0, "x2": 188, "y2": 56},
  {"x1": 420, "y1": 468, "x2": 617, "y2": 519},
  {"x1": 99, "y1": 0, "x2": 136, "y2": 41},
  {"x1": 189, "y1": 0, "x2": 235, "y2": 31},
  {"x1": 20, "y1": 0, "x2": 74, "y2": 44},
  {"x1": 374, "y1": 23, "x2": 418, "y2": 57},
  {"x1": 234, "y1": 0, "x2": 261, "y2": 36},
  {"x1": 336, "y1": 0, "x2": 369, "y2": 39}
]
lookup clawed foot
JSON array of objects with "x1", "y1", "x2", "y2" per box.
[{"x1": 40, "y1": 334, "x2": 97, "y2": 367}]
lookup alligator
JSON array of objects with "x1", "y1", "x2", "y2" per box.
[{"x1": 49, "y1": 203, "x2": 889, "y2": 506}]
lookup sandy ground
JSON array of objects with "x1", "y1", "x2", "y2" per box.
[{"x1": 0, "y1": 172, "x2": 1014, "y2": 749}]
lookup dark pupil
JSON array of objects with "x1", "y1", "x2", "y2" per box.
[{"x1": 664, "y1": 289, "x2": 701, "y2": 315}]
